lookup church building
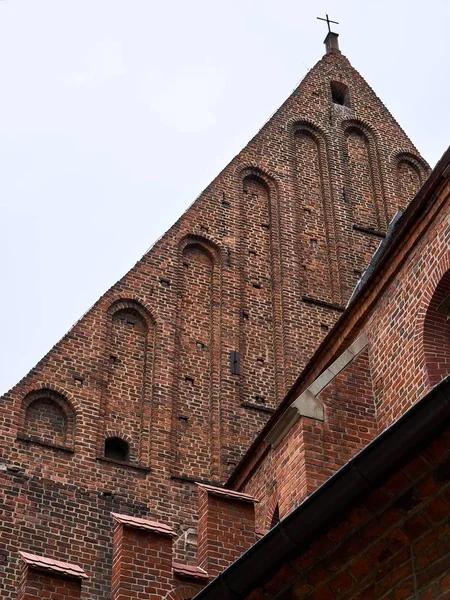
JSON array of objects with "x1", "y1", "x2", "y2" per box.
[{"x1": 2, "y1": 27, "x2": 449, "y2": 600}]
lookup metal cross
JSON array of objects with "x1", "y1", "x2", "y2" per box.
[{"x1": 317, "y1": 13, "x2": 339, "y2": 33}]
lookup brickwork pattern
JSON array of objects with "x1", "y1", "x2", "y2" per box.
[
  {"x1": 369, "y1": 181, "x2": 450, "y2": 432},
  {"x1": 19, "y1": 571, "x2": 82, "y2": 600},
  {"x1": 235, "y1": 179, "x2": 450, "y2": 535},
  {"x1": 0, "y1": 46, "x2": 429, "y2": 597},
  {"x1": 197, "y1": 485, "x2": 257, "y2": 578},
  {"x1": 242, "y1": 348, "x2": 377, "y2": 530},
  {"x1": 246, "y1": 424, "x2": 450, "y2": 600}
]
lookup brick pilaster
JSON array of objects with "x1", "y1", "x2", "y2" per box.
[
  {"x1": 197, "y1": 484, "x2": 257, "y2": 578},
  {"x1": 111, "y1": 513, "x2": 176, "y2": 599},
  {"x1": 18, "y1": 552, "x2": 87, "y2": 600}
]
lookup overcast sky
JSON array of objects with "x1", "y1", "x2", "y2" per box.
[{"x1": 0, "y1": 0, "x2": 449, "y2": 395}]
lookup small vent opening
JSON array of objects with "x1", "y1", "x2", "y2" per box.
[
  {"x1": 105, "y1": 437, "x2": 129, "y2": 462},
  {"x1": 330, "y1": 81, "x2": 349, "y2": 107}
]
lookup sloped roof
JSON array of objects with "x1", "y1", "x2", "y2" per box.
[
  {"x1": 227, "y1": 145, "x2": 450, "y2": 490},
  {"x1": 195, "y1": 373, "x2": 450, "y2": 599}
]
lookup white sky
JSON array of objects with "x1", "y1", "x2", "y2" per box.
[{"x1": 0, "y1": 0, "x2": 449, "y2": 395}]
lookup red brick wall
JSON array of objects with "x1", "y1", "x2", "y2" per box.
[
  {"x1": 241, "y1": 347, "x2": 377, "y2": 530},
  {"x1": 235, "y1": 176, "x2": 450, "y2": 551},
  {"x1": 19, "y1": 571, "x2": 81, "y2": 600},
  {"x1": 111, "y1": 523, "x2": 174, "y2": 599},
  {"x1": 369, "y1": 181, "x2": 450, "y2": 432},
  {"x1": 246, "y1": 424, "x2": 450, "y2": 600},
  {"x1": 423, "y1": 269, "x2": 450, "y2": 387},
  {"x1": 0, "y1": 48, "x2": 429, "y2": 597},
  {"x1": 197, "y1": 486, "x2": 256, "y2": 578}
]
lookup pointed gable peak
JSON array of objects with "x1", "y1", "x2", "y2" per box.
[{"x1": 288, "y1": 45, "x2": 426, "y2": 170}]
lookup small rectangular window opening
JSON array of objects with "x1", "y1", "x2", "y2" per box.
[
  {"x1": 230, "y1": 351, "x2": 240, "y2": 375},
  {"x1": 331, "y1": 81, "x2": 349, "y2": 107}
]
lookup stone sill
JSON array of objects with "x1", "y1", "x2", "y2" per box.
[
  {"x1": 96, "y1": 456, "x2": 151, "y2": 473},
  {"x1": 16, "y1": 435, "x2": 74, "y2": 454}
]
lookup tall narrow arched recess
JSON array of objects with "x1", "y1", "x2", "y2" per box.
[
  {"x1": 239, "y1": 172, "x2": 283, "y2": 413},
  {"x1": 103, "y1": 300, "x2": 155, "y2": 465},
  {"x1": 342, "y1": 121, "x2": 387, "y2": 284},
  {"x1": 294, "y1": 125, "x2": 338, "y2": 303},
  {"x1": 173, "y1": 237, "x2": 222, "y2": 480},
  {"x1": 343, "y1": 123, "x2": 384, "y2": 232},
  {"x1": 394, "y1": 153, "x2": 426, "y2": 210},
  {"x1": 423, "y1": 269, "x2": 450, "y2": 387}
]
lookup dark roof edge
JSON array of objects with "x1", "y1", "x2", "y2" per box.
[
  {"x1": 227, "y1": 145, "x2": 450, "y2": 489},
  {"x1": 195, "y1": 375, "x2": 450, "y2": 599}
]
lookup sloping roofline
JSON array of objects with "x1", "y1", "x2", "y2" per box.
[
  {"x1": 196, "y1": 373, "x2": 450, "y2": 599},
  {"x1": 227, "y1": 145, "x2": 450, "y2": 490}
]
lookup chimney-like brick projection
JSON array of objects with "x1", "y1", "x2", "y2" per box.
[
  {"x1": 111, "y1": 513, "x2": 176, "y2": 599},
  {"x1": 197, "y1": 484, "x2": 257, "y2": 578},
  {"x1": 18, "y1": 552, "x2": 87, "y2": 600}
]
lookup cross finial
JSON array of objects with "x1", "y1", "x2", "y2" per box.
[{"x1": 317, "y1": 13, "x2": 339, "y2": 33}]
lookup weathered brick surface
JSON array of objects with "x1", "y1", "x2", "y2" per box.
[
  {"x1": 245, "y1": 424, "x2": 450, "y2": 600},
  {"x1": 19, "y1": 571, "x2": 82, "y2": 600},
  {"x1": 368, "y1": 180, "x2": 450, "y2": 432},
  {"x1": 242, "y1": 347, "x2": 378, "y2": 530},
  {"x1": 111, "y1": 518, "x2": 175, "y2": 599},
  {"x1": 0, "y1": 45, "x2": 429, "y2": 597},
  {"x1": 197, "y1": 485, "x2": 257, "y2": 578}
]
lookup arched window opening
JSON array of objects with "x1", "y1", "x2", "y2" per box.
[
  {"x1": 424, "y1": 269, "x2": 450, "y2": 387},
  {"x1": 270, "y1": 505, "x2": 280, "y2": 529},
  {"x1": 104, "y1": 437, "x2": 129, "y2": 462}
]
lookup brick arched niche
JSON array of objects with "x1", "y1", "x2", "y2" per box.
[
  {"x1": 293, "y1": 124, "x2": 336, "y2": 303},
  {"x1": 343, "y1": 124, "x2": 383, "y2": 232},
  {"x1": 173, "y1": 236, "x2": 222, "y2": 480},
  {"x1": 240, "y1": 172, "x2": 281, "y2": 411},
  {"x1": 394, "y1": 152, "x2": 427, "y2": 209},
  {"x1": 19, "y1": 389, "x2": 75, "y2": 450},
  {"x1": 103, "y1": 299, "x2": 155, "y2": 464},
  {"x1": 423, "y1": 269, "x2": 450, "y2": 387}
]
